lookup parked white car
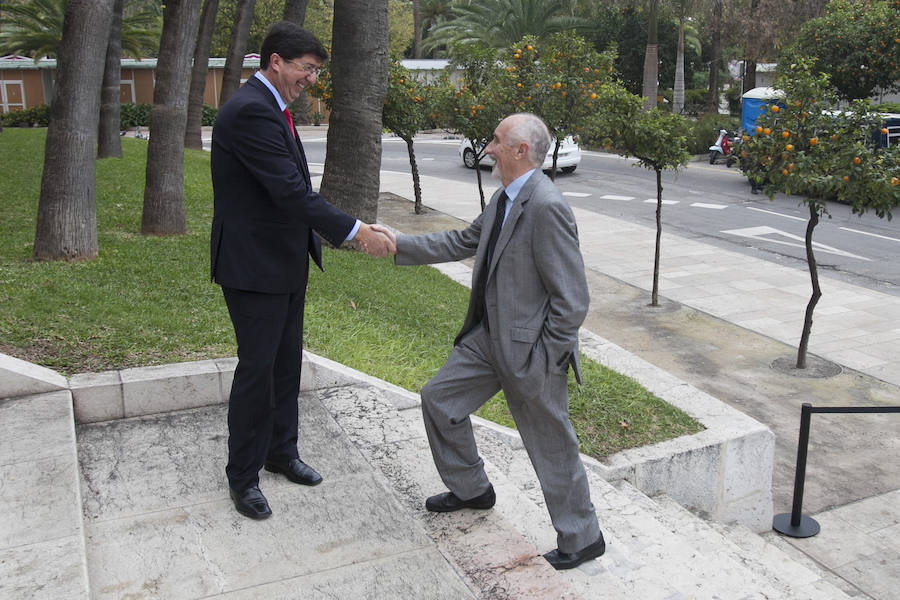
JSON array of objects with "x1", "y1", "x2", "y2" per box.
[{"x1": 458, "y1": 135, "x2": 581, "y2": 173}]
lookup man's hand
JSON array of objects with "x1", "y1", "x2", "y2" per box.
[{"x1": 355, "y1": 222, "x2": 396, "y2": 257}]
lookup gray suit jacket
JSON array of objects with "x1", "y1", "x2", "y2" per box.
[{"x1": 396, "y1": 169, "x2": 589, "y2": 398}]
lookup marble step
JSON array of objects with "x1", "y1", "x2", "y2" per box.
[
  {"x1": 653, "y1": 495, "x2": 853, "y2": 600},
  {"x1": 0, "y1": 390, "x2": 90, "y2": 599},
  {"x1": 318, "y1": 382, "x2": 585, "y2": 599},
  {"x1": 471, "y1": 420, "x2": 850, "y2": 600}
]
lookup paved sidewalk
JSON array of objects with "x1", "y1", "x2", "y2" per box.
[{"x1": 368, "y1": 163, "x2": 900, "y2": 600}]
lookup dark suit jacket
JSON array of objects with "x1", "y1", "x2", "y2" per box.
[{"x1": 210, "y1": 76, "x2": 356, "y2": 294}]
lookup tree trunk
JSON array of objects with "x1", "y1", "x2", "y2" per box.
[
  {"x1": 33, "y1": 0, "x2": 115, "y2": 261},
  {"x1": 641, "y1": 0, "x2": 659, "y2": 110},
  {"x1": 673, "y1": 20, "x2": 685, "y2": 115},
  {"x1": 219, "y1": 0, "x2": 257, "y2": 107},
  {"x1": 413, "y1": 0, "x2": 422, "y2": 59},
  {"x1": 185, "y1": 0, "x2": 219, "y2": 150},
  {"x1": 98, "y1": 0, "x2": 124, "y2": 159},
  {"x1": 404, "y1": 137, "x2": 424, "y2": 214},
  {"x1": 743, "y1": 60, "x2": 757, "y2": 94},
  {"x1": 283, "y1": 0, "x2": 311, "y2": 125},
  {"x1": 651, "y1": 167, "x2": 663, "y2": 306},
  {"x1": 320, "y1": 0, "x2": 388, "y2": 223},
  {"x1": 141, "y1": 0, "x2": 202, "y2": 236},
  {"x1": 708, "y1": 0, "x2": 722, "y2": 113},
  {"x1": 796, "y1": 205, "x2": 821, "y2": 369}
]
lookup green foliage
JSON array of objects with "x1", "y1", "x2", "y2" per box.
[
  {"x1": 119, "y1": 103, "x2": 152, "y2": 128},
  {"x1": 782, "y1": 0, "x2": 900, "y2": 101},
  {"x1": 1, "y1": 105, "x2": 49, "y2": 127},
  {"x1": 740, "y1": 60, "x2": 900, "y2": 219},
  {"x1": 382, "y1": 60, "x2": 430, "y2": 142},
  {"x1": 201, "y1": 104, "x2": 218, "y2": 127},
  {"x1": 499, "y1": 32, "x2": 617, "y2": 156},
  {"x1": 588, "y1": 83, "x2": 691, "y2": 173}
]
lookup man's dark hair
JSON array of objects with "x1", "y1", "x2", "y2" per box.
[{"x1": 259, "y1": 21, "x2": 328, "y2": 69}]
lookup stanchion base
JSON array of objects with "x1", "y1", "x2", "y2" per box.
[{"x1": 773, "y1": 513, "x2": 820, "y2": 538}]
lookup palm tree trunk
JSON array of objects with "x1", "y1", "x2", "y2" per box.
[
  {"x1": 642, "y1": 0, "x2": 659, "y2": 110},
  {"x1": 219, "y1": 0, "x2": 257, "y2": 107},
  {"x1": 413, "y1": 0, "x2": 423, "y2": 59},
  {"x1": 185, "y1": 0, "x2": 219, "y2": 150},
  {"x1": 283, "y1": 0, "x2": 311, "y2": 125},
  {"x1": 796, "y1": 205, "x2": 821, "y2": 369},
  {"x1": 34, "y1": 0, "x2": 115, "y2": 261},
  {"x1": 673, "y1": 20, "x2": 685, "y2": 115},
  {"x1": 320, "y1": 0, "x2": 389, "y2": 223},
  {"x1": 141, "y1": 0, "x2": 202, "y2": 235},
  {"x1": 708, "y1": 0, "x2": 722, "y2": 113},
  {"x1": 98, "y1": 0, "x2": 124, "y2": 159}
]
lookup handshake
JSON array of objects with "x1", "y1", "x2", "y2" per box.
[{"x1": 354, "y1": 223, "x2": 397, "y2": 258}]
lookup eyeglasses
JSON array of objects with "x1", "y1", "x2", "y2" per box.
[{"x1": 283, "y1": 59, "x2": 322, "y2": 77}]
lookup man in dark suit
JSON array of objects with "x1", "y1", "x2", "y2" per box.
[
  {"x1": 210, "y1": 21, "x2": 393, "y2": 520},
  {"x1": 385, "y1": 113, "x2": 605, "y2": 570}
]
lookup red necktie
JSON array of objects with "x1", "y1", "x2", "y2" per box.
[{"x1": 283, "y1": 107, "x2": 295, "y2": 135}]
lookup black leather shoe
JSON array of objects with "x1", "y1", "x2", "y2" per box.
[
  {"x1": 230, "y1": 486, "x2": 272, "y2": 520},
  {"x1": 543, "y1": 533, "x2": 606, "y2": 570},
  {"x1": 425, "y1": 485, "x2": 495, "y2": 512},
  {"x1": 264, "y1": 458, "x2": 323, "y2": 486}
]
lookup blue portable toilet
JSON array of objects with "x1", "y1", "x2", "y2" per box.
[{"x1": 741, "y1": 87, "x2": 785, "y2": 135}]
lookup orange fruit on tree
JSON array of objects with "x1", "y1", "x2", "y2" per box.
[
  {"x1": 788, "y1": 163, "x2": 794, "y2": 171},
  {"x1": 782, "y1": 131, "x2": 790, "y2": 138},
  {"x1": 755, "y1": 126, "x2": 763, "y2": 134},
  {"x1": 742, "y1": 134, "x2": 750, "y2": 142},
  {"x1": 763, "y1": 128, "x2": 771, "y2": 135},
  {"x1": 782, "y1": 169, "x2": 789, "y2": 175},
  {"x1": 785, "y1": 144, "x2": 794, "y2": 151},
  {"x1": 842, "y1": 175, "x2": 849, "y2": 182},
  {"x1": 853, "y1": 156, "x2": 861, "y2": 165},
  {"x1": 526, "y1": 45, "x2": 533, "y2": 51},
  {"x1": 882, "y1": 128, "x2": 890, "y2": 135},
  {"x1": 589, "y1": 92, "x2": 597, "y2": 99},
  {"x1": 771, "y1": 105, "x2": 780, "y2": 113},
  {"x1": 892, "y1": 177, "x2": 899, "y2": 186},
  {"x1": 810, "y1": 137, "x2": 818, "y2": 145}
]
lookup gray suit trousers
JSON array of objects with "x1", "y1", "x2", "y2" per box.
[{"x1": 421, "y1": 323, "x2": 601, "y2": 553}]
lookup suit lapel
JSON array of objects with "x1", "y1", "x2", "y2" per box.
[{"x1": 487, "y1": 171, "x2": 538, "y2": 277}]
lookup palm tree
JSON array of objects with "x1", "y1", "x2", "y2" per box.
[
  {"x1": 218, "y1": 0, "x2": 257, "y2": 106},
  {"x1": 185, "y1": 0, "x2": 219, "y2": 150},
  {"x1": 0, "y1": 0, "x2": 159, "y2": 59},
  {"x1": 641, "y1": 0, "x2": 659, "y2": 110},
  {"x1": 424, "y1": 0, "x2": 589, "y2": 54},
  {"x1": 320, "y1": 0, "x2": 389, "y2": 223},
  {"x1": 98, "y1": 0, "x2": 126, "y2": 159},
  {"x1": 140, "y1": 0, "x2": 203, "y2": 235},
  {"x1": 33, "y1": 0, "x2": 116, "y2": 261}
]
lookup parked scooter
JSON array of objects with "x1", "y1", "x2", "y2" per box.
[{"x1": 709, "y1": 129, "x2": 737, "y2": 166}]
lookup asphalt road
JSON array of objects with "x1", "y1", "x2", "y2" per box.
[{"x1": 302, "y1": 133, "x2": 900, "y2": 297}]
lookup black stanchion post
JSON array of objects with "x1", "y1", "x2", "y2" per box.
[{"x1": 773, "y1": 403, "x2": 821, "y2": 538}]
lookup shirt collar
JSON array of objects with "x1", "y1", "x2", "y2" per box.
[
  {"x1": 503, "y1": 168, "x2": 535, "y2": 203},
  {"x1": 254, "y1": 71, "x2": 287, "y2": 112}
]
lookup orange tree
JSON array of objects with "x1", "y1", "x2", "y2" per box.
[
  {"x1": 499, "y1": 32, "x2": 617, "y2": 179},
  {"x1": 740, "y1": 59, "x2": 900, "y2": 368},
  {"x1": 433, "y1": 45, "x2": 507, "y2": 210},
  {"x1": 382, "y1": 60, "x2": 433, "y2": 214},
  {"x1": 588, "y1": 83, "x2": 691, "y2": 307}
]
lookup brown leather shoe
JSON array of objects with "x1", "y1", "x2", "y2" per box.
[
  {"x1": 425, "y1": 485, "x2": 495, "y2": 512},
  {"x1": 264, "y1": 458, "x2": 323, "y2": 486},
  {"x1": 230, "y1": 486, "x2": 272, "y2": 520},
  {"x1": 543, "y1": 533, "x2": 606, "y2": 570}
]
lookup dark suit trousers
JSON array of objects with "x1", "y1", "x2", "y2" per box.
[{"x1": 221, "y1": 285, "x2": 307, "y2": 492}]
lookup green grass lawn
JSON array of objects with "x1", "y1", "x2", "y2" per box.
[{"x1": 0, "y1": 128, "x2": 701, "y2": 459}]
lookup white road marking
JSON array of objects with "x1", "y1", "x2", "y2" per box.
[
  {"x1": 563, "y1": 192, "x2": 592, "y2": 197},
  {"x1": 691, "y1": 202, "x2": 728, "y2": 210},
  {"x1": 747, "y1": 206, "x2": 807, "y2": 221},
  {"x1": 601, "y1": 194, "x2": 634, "y2": 201},
  {"x1": 839, "y1": 227, "x2": 900, "y2": 243},
  {"x1": 644, "y1": 199, "x2": 680, "y2": 205},
  {"x1": 723, "y1": 226, "x2": 871, "y2": 260}
]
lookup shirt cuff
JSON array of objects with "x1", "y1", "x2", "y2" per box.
[{"x1": 345, "y1": 219, "x2": 362, "y2": 242}]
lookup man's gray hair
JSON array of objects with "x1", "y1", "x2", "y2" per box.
[{"x1": 504, "y1": 113, "x2": 551, "y2": 167}]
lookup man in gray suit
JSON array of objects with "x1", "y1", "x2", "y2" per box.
[{"x1": 383, "y1": 112, "x2": 605, "y2": 570}]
